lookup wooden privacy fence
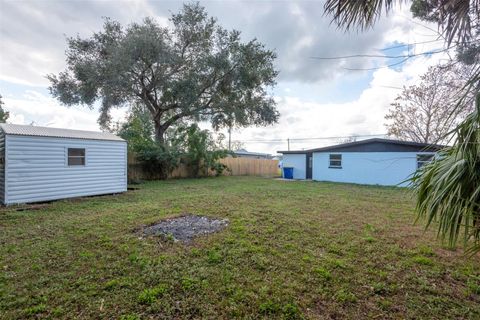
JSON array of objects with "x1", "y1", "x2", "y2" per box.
[
  {"x1": 128, "y1": 153, "x2": 280, "y2": 180},
  {"x1": 219, "y1": 157, "x2": 280, "y2": 177}
]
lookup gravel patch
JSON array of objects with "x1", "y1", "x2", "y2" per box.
[{"x1": 141, "y1": 214, "x2": 229, "y2": 243}]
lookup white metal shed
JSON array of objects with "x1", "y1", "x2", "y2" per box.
[{"x1": 0, "y1": 124, "x2": 127, "y2": 205}]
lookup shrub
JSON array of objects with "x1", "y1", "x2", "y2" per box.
[
  {"x1": 174, "y1": 124, "x2": 231, "y2": 177},
  {"x1": 136, "y1": 144, "x2": 180, "y2": 180}
]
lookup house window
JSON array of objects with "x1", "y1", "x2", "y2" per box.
[
  {"x1": 417, "y1": 154, "x2": 434, "y2": 168},
  {"x1": 329, "y1": 154, "x2": 342, "y2": 168},
  {"x1": 68, "y1": 148, "x2": 85, "y2": 166}
]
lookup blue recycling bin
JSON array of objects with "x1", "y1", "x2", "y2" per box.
[{"x1": 283, "y1": 167, "x2": 294, "y2": 179}]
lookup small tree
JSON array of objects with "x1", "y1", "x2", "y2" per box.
[
  {"x1": 48, "y1": 3, "x2": 279, "y2": 144},
  {"x1": 174, "y1": 124, "x2": 230, "y2": 177},
  {"x1": 0, "y1": 95, "x2": 10, "y2": 123},
  {"x1": 116, "y1": 105, "x2": 182, "y2": 179},
  {"x1": 385, "y1": 64, "x2": 475, "y2": 144},
  {"x1": 116, "y1": 104, "x2": 156, "y2": 153}
]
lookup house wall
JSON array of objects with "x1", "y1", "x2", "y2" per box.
[
  {"x1": 282, "y1": 153, "x2": 306, "y2": 179},
  {"x1": 4, "y1": 135, "x2": 127, "y2": 205},
  {"x1": 312, "y1": 152, "x2": 435, "y2": 186}
]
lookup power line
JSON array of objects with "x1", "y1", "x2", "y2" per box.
[
  {"x1": 377, "y1": 39, "x2": 445, "y2": 51},
  {"x1": 310, "y1": 46, "x2": 454, "y2": 61},
  {"x1": 374, "y1": 85, "x2": 403, "y2": 90},
  {"x1": 343, "y1": 57, "x2": 411, "y2": 71},
  {"x1": 343, "y1": 45, "x2": 462, "y2": 71},
  {"x1": 232, "y1": 133, "x2": 387, "y2": 143}
]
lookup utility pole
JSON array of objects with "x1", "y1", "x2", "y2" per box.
[{"x1": 287, "y1": 138, "x2": 290, "y2": 151}]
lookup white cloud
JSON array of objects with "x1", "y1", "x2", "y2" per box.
[
  {"x1": 3, "y1": 91, "x2": 126, "y2": 131},
  {"x1": 0, "y1": 0, "x2": 165, "y2": 86},
  {"x1": 227, "y1": 52, "x2": 451, "y2": 154}
]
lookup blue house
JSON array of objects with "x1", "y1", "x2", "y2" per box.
[{"x1": 278, "y1": 138, "x2": 443, "y2": 186}]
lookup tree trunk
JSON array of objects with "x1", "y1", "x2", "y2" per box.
[
  {"x1": 152, "y1": 121, "x2": 170, "y2": 180},
  {"x1": 154, "y1": 121, "x2": 166, "y2": 145}
]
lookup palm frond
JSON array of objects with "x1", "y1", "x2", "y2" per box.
[
  {"x1": 324, "y1": 0, "x2": 399, "y2": 31},
  {"x1": 411, "y1": 90, "x2": 480, "y2": 254},
  {"x1": 324, "y1": 0, "x2": 479, "y2": 47}
]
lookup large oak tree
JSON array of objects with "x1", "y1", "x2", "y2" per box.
[{"x1": 48, "y1": 3, "x2": 279, "y2": 144}]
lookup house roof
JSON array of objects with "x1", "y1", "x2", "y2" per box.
[
  {"x1": 0, "y1": 123, "x2": 125, "y2": 142},
  {"x1": 278, "y1": 138, "x2": 445, "y2": 154},
  {"x1": 234, "y1": 149, "x2": 271, "y2": 157}
]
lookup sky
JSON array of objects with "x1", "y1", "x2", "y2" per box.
[{"x1": 0, "y1": 0, "x2": 454, "y2": 154}]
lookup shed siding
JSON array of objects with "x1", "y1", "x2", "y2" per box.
[
  {"x1": 312, "y1": 152, "x2": 435, "y2": 186},
  {"x1": 0, "y1": 131, "x2": 5, "y2": 203},
  {"x1": 282, "y1": 153, "x2": 307, "y2": 179},
  {"x1": 5, "y1": 135, "x2": 127, "y2": 204}
]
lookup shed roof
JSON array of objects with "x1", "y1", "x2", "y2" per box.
[
  {"x1": 278, "y1": 138, "x2": 445, "y2": 154},
  {"x1": 0, "y1": 123, "x2": 125, "y2": 142}
]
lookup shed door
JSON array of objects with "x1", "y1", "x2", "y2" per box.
[{"x1": 306, "y1": 152, "x2": 313, "y2": 179}]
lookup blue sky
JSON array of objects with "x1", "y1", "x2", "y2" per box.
[{"x1": 0, "y1": 0, "x2": 452, "y2": 153}]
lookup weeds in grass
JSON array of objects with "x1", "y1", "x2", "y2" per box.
[
  {"x1": 24, "y1": 304, "x2": 46, "y2": 316},
  {"x1": 181, "y1": 277, "x2": 198, "y2": 291},
  {"x1": 371, "y1": 282, "x2": 388, "y2": 295},
  {"x1": 378, "y1": 299, "x2": 393, "y2": 310},
  {"x1": 314, "y1": 267, "x2": 332, "y2": 281},
  {"x1": 79, "y1": 251, "x2": 94, "y2": 258},
  {"x1": 104, "y1": 279, "x2": 120, "y2": 291},
  {"x1": 137, "y1": 285, "x2": 168, "y2": 305},
  {"x1": 206, "y1": 249, "x2": 223, "y2": 264},
  {"x1": 120, "y1": 315, "x2": 141, "y2": 320},
  {"x1": 335, "y1": 289, "x2": 357, "y2": 303},
  {"x1": 417, "y1": 245, "x2": 436, "y2": 257},
  {"x1": 467, "y1": 277, "x2": 480, "y2": 295},
  {"x1": 282, "y1": 303, "x2": 302, "y2": 319},
  {"x1": 412, "y1": 256, "x2": 434, "y2": 266},
  {"x1": 327, "y1": 258, "x2": 347, "y2": 269},
  {"x1": 259, "y1": 300, "x2": 280, "y2": 314},
  {"x1": 302, "y1": 254, "x2": 314, "y2": 262}
]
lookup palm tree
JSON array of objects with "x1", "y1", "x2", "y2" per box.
[{"x1": 324, "y1": 0, "x2": 480, "y2": 253}]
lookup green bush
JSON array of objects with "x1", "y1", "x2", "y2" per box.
[
  {"x1": 136, "y1": 144, "x2": 180, "y2": 180},
  {"x1": 174, "y1": 124, "x2": 231, "y2": 177}
]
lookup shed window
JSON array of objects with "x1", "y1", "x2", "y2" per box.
[
  {"x1": 417, "y1": 154, "x2": 434, "y2": 168},
  {"x1": 68, "y1": 148, "x2": 85, "y2": 166},
  {"x1": 329, "y1": 154, "x2": 342, "y2": 168}
]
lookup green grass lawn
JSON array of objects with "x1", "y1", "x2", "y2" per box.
[{"x1": 1, "y1": 177, "x2": 479, "y2": 319}]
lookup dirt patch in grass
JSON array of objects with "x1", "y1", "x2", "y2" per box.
[{"x1": 141, "y1": 214, "x2": 229, "y2": 243}]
